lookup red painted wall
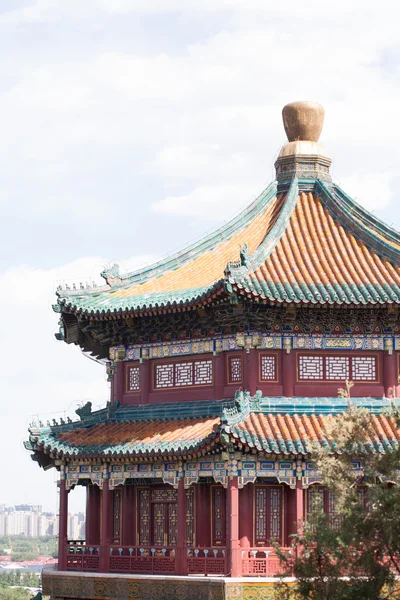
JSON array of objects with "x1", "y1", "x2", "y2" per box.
[{"x1": 115, "y1": 349, "x2": 395, "y2": 405}]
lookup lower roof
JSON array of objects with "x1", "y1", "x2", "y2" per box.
[{"x1": 25, "y1": 397, "x2": 400, "y2": 461}]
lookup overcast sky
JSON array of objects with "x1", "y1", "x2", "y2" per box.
[{"x1": 1, "y1": 0, "x2": 400, "y2": 513}]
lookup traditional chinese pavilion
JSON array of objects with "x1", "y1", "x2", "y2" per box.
[{"x1": 26, "y1": 101, "x2": 400, "y2": 600}]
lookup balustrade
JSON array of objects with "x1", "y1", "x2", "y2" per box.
[
  {"x1": 108, "y1": 545, "x2": 176, "y2": 574},
  {"x1": 241, "y1": 547, "x2": 295, "y2": 577},
  {"x1": 66, "y1": 541, "x2": 100, "y2": 572},
  {"x1": 64, "y1": 542, "x2": 296, "y2": 576},
  {"x1": 186, "y1": 547, "x2": 227, "y2": 576}
]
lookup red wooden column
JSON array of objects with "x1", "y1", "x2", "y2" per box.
[
  {"x1": 86, "y1": 485, "x2": 100, "y2": 545},
  {"x1": 100, "y1": 480, "x2": 111, "y2": 572},
  {"x1": 227, "y1": 477, "x2": 241, "y2": 577},
  {"x1": 282, "y1": 348, "x2": 295, "y2": 398},
  {"x1": 383, "y1": 350, "x2": 397, "y2": 398},
  {"x1": 177, "y1": 478, "x2": 187, "y2": 575},
  {"x1": 58, "y1": 479, "x2": 68, "y2": 571},
  {"x1": 239, "y1": 483, "x2": 252, "y2": 548}
]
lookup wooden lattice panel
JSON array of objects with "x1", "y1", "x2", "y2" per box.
[
  {"x1": 255, "y1": 486, "x2": 282, "y2": 545},
  {"x1": 228, "y1": 356, "x2": 242, "y2": 384},
  {"x1": 154, "y1": 359, "x2": 213, "y2": 389},
  {"x1": 185, "y1": 487, "x2": 195, "y2": 545},
  {"x1": 298, "y1": 355, "x2": 323, "y2": 380},
  {"x1": 194, "y1": 360, "x2": 212, "y2": 385},
  {"x1": 325, "y1": 356, "x2": 349, "y2": 380},
  {"x1": 128, "y1": 366, "x2": 140, "y2": 391},
  {"x1": 212, "y1": 486, "x2": 226, "y2": 546},
  {"x1": 260, "y1": 354, "x2": 277, "y2": 381},
  {"x1": 352, "y1": 356, "x2": 376, "y2": 380}
]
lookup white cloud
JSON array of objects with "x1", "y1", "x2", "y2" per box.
[
  {"x1": 152, "y1": 184, "x2": 262, "y2": 221},
  {"x1": 0, "y1": 253, "x2": 155, "y2": 512},
  {"x1": 0, "y1": 0, "x2": 400, "y2": 515}
]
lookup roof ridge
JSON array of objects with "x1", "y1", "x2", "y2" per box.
[
  {"x1": 316, "y1": 180, "x2": 400, "y2": 266},
  {"x1": 57, "y1": 181, "x2": 278, "y2": 300},
  {"x1": 226, "y1": 177, "x2": 299, "y2": 283},
  {"x1": 333, "y1": 184, "x2": 400, "y2": 246}
]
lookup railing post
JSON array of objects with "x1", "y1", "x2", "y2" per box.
[
  {"x1": 228, "y1": 476, "x2": 242, "y2": 577},
  {"x1": 177, "y1": 478, "x2": 187, "y2": 575},
  {"x1": 100, "y1": 479, "x2": 111, "y2": 572},
  {"x1": 58, "y1": 478, "x2": 68, "y2": 571}
]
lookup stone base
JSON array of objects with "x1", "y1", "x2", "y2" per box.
[{"x1": 43, "y1": 567, "x2": 296, "y2": 600}]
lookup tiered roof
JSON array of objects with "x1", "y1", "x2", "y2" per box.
[
  {"x1": 27, "y1": 101, "x2": 400, "y2": 470},
  {"x1": 55, "y1": 111, "x2": 400, "y2": 320},
  {"x1": 25, "y1": 396, "x2": 400, "y2": 461}
]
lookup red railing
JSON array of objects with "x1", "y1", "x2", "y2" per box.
[
  {"x1": 66, "y1": 541, "x2": 100, "y2": 572},
  {"x1": 186, "y1": 547, "x2": 227, "y2": 576},
  {"x1": 65, "y1": 542, "x2": 294, "y2": 576},
  {"x1": 108, "y1": 545, "x2": 176, "y2": 574},
  {"x1": 241, "y1": 547, "x2": 295, "y2": 577}
]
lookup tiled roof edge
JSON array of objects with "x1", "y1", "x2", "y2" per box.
[
  {"x1": 333, "y1": 183, "x2": 400, "y2": 247},
  {"x1": 316, "y1": 180, "x2": 400, "y2": 267}
]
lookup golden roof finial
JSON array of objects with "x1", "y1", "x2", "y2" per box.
[{"x1": 282, "y1": 101, "x2": 325, "y2": 142}]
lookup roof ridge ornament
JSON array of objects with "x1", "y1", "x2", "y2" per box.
[
  {"x1": 282, "y1": 101, "x2": 325, "y2": 142},
  {"x1": 222, "y1": 389, "x2": 262, "y2": 425},
  {"x1": 275, "y1": 101, "x2": 331, "y2": 190},
  {"x1": 101, "y1": 263, "x2": 122, "y2": 287}
]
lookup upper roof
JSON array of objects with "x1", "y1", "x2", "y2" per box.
[{"x1": 55, "y1": 101, "x2": 400, "y2": 318}]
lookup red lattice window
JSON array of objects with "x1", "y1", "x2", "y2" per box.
[
  {"x1": 260, "y1": 354, "x2": 278, "y2": 381},
  {"x1": 185, "y1": 487, "x2": 195, "y2": 545},
  {"x1": 128, "y1": 366, "x2": 140, "y2": 391},
  {"x1": 298, "y1": 354, "x2": 378, "y2": 382},
  {"x1": 299, "y1": 356, "x2": 323, "y2": 380},
  {"x1": 325, "y1": 356, "x2": 349, "y2": 380},
  {"x1": 306, "y1": 486, "x2": 344, "y2": 530},
  {"x1": 113, "y1": 489, "x2": 122, "y2": 543},
  {"x1": 154, "y1": 359, "x2": 213, "y2": 389},
  {"x1": 255, "y1": 486, "x2": 282, "y2": 545},
  {"x1": 211, "y1": 486, "x2": 226, "y2": 546},
  {"x1": 138, "y1": 489, "x2": 151, "y2": 545},
  {"x1": 227, "y1": 355, "x2": 242, "y2": 384},
  {"x1": 352, "y1": 357, "x2": 376, "y2": 381}
]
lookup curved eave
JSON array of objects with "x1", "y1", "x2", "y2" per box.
[
  {"x1": 55, "y1": 181, "x2": 279, "y2": 316},
  {"x1": 59, "y1": 282, "x2": 227, "y2": 319},
  {"x1": 230, "y1": 282, "x2": 400, "y2": 306},
  {"x1": 28, "y1": 431, "x2": 222, "y2": 461}
]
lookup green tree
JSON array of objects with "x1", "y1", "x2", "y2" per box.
[
  {"x1": 278, "y1": 382, "x2": 400, "y2": 600},
  {"x1": 0, "y1": 588, "x2": 32, "y2": 600}
]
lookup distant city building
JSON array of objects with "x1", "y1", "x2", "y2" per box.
[{"x1": 0, "y1": 505, "x2": 84, "y2": 538}]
